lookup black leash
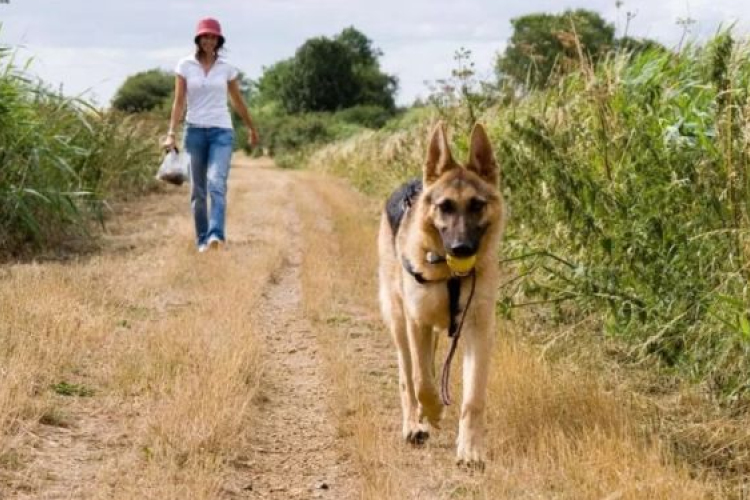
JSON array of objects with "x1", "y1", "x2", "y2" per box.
[{"x1": 402, "y1": 258, "x2": 477, "y2": 406}]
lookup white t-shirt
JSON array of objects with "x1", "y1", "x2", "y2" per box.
[{"x1": 175, "y1": 55, "x2": 239, "y2": 129}]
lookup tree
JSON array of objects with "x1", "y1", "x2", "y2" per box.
[
  {"x1": 254, "y1": 27, "x2": 397, "y2": 114},
  {"x1": 335, "y1": 26, "x2": 381, "y2": 67},
  {"x1": 352, "y1": 65, "x2": 397, "y2": 110},
  {"x1": 617, "y1": 36, "x2": 666, "y2": 54},
  {"x1": 336, "y1": 27, "x2": 397, "y2": 111},
  {"x1": 255, "y1": 59, "x2": 295, "y2": 108},
  {"x1": 281, "y1": 37, "x2": 359, "y2": 113},
  {"x1": 112, "y1": 69, "x2": 173, "y2": 113},
  {"x1": 496, "y1": 9, "x2": 616, "y2": 88}
]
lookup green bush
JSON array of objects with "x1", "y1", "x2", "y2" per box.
[
  {"x1": 0, "y1": 44, "x2": 161, "y2": 255},
  {"x1": 111, "y1": 68, "x2": 173, "y2": 113},
  {"x1": 242, "y1": 111, "x2": 368, "y2": 165},
  {"x1": 485, "y1": 35, "x2": 750, "y2": 398},
  {"x1": 334, "y1": 105, "x2": 394, "y2": 129}
]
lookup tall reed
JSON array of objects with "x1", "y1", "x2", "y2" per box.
[{"x1": 0, "y1": 42, "x2": 161, "y2": 255}]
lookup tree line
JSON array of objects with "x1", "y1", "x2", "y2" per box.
[
  {"x1": 112, "y1": 10, "x2": 662, "y2": 116},
  {"x1": 112, "y1": 26, "x2": 397, "y2": 116}
]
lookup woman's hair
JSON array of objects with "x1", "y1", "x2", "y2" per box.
[{"x1": 195, "y1": 35, "x2": 225, "y2": 59}]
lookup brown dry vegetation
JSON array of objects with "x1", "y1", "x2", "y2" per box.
[
  {"x1": 2, "y1": 158, "x2": 285, "y2": 498},
  {"x1": 0, "y1": 156, "x2": 744, "y2": 499}
]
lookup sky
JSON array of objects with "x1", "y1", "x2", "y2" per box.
[{"x1": 1, "y1": 0, "x2": 748, "y2": 107}]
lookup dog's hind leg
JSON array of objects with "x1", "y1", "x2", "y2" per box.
[
  {"x1": 408, "y1": 321, "x2": 443, "y2": 432},
  {"x1": 456, "y1": 310, "x2": 495, "y2": 468}
]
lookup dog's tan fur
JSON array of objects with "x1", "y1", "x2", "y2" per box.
[{"x1": 378, "y1": 122, "x2": 505, "y2": 466}]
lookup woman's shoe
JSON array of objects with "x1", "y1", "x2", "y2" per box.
[{"x1": 207, "y1": 235, "x2": 224, "y2": 250}]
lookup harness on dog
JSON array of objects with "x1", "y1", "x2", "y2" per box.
[{"x1": 401, "y1": 257, "x2": 477, "y2": 406}]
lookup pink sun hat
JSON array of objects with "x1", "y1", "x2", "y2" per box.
[{"x1": 194, "y1": 18, "x2": 224, "y2": 44}]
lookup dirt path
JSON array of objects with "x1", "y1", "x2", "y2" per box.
[
  {"x1": 0, "y1": 158, "x2": 360, "y2": 499},
  {"x1": 240, "y1": 174, "x2": 358, "y2": 498}
]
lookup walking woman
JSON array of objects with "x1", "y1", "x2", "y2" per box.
[{"x1": 163, "y1": 17, "x2": 259, "y2": 252}]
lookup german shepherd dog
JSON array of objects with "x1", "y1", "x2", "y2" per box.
[{"x1": 378, "y1": 122, "x2": 504, "y2": 466}]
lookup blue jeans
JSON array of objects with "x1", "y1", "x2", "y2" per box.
[{"x1": 184, "y1": 126, "x2": 234, "y2": 246}]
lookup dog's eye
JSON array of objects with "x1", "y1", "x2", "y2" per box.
[
  {"x1": 468, "y1": 198, "x2": 486, "y2": 213},
  {"x1": 438, "y1": 200, "x2": 456, "y2": 214}
]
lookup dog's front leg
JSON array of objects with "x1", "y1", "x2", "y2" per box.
[
  {"x1": 407, "y1": 320, "x2": 443, "y2": 434},
  {"x1": 456, "y1": 309, "x2": 494, "y2": 468},
  {"x1": 387, "y1": 306, "x2": 421, "y2": 443}
]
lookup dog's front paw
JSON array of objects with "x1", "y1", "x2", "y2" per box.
[
  {"x1": 406, "y1": 428, "x2": 430, "y2": 445},
  {"x1": 417, "y1": 390, "x2": 444, "y2": 429},
  {"x1": 456, "y1": 455, "x2": 485, "y2": 471},
  {"x1": 403, "y1": 421, "x2": 431, "y2": 445},
  {"x1": 456, "y1": 432, "x2": 485, "y2": 470}
]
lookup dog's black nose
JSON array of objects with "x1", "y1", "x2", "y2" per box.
[{"x1": 449, "y1": 243, "x2": 477, "y2": 258}]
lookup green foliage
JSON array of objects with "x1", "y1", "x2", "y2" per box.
[
  {"x1": 254, "y1": 59, "x2": 295, "y2": 108},
  {"x1": 336, "y1": 27, "x2": 397, "y2": 111},
  {"x1": 0, "y1": 45, "x2": 161, "y2": 255},
  {"x1": 336, "y1": 26, "x2": 381, "y2": 67},
  {"x1": 253, "y1": 111, "x2": 368, "y2": 164},
  {"x1": 351, "y1": 64, "x2": 398, "y2": 111},
  {"x1": 496, "y1": 34, "x2": 750, "y2": 397},
  {"x1": 282, "y1": 37, "x2": 360, "y2": 113},
  {"x1": 112, "y1": 68, "x2": 173, "y2": 113},
  {"x1": 261, "y1": 112, "x2": 334, "y2": 154},
  {"x1": 248, "y1": 28, "x2": 399, "y2": 161},
  {"x1": 254, "y1": 27, "x2": 397, "y2": 114},
  {"x1": 496, "y1": 9, "x2": 616, "y2": 88},
  {"x1": 51, "y1": 381, "x2": 94, "y2": 397},
  {"x1": 617, "y1": 36, "x2": 666, "y2": 54},
  {"x1": 335, "y1": 105, "x2": 394, "y2": 129}
]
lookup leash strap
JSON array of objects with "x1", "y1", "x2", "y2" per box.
[
  {"x1": 448, "y1": 277, "x2": 461, "y2": 337},
  {"x1": 440, "y1": 270, "x2": 476, "y2": 406}
]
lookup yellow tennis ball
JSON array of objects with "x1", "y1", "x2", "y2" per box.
[{"x1": 446, "y1": 254, "x2": 476, "y2": 274}]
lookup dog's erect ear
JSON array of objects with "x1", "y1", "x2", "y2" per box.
[
  {"x1": 424, "y1": 121, "x2": 456, "y2": 185},
  {"x1": 466, "y1": 123, "x2": 498, "y2": 185}
]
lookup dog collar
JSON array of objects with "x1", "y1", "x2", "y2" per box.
[
  {"x1": 401, "y1": 251, "x2": 447, "y2": 285},
  {"x1": 401, "y1": 257, "x2": 429, "y2": 284}
]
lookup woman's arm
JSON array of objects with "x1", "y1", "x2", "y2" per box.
[
  {"x1": 163, "y1": 75, "x2": 187, "y2": 149},
  {"x1": 228, "y1": 79, "x2": 259, "y2": 146}
]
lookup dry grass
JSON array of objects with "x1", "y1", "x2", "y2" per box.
[
  {"x1": 295, "y1": 169, "x2": 726, "y2": 498},
  {"x1": 0, "y1": 157, "x2": 739, "y2": 498},
  {"x1": 480, "y1": 339, "x2": 720, "y2": 499},
  {"x1": 0, "y1": 263, "x2": 109, "y2": 452},
  {"x1": 0, "y1": 161, "x2": 282, "y2": 498}
]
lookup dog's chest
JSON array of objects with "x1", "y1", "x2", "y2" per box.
[{"x1": 403, "y1": 279, "x2": 471, "y2": 329}]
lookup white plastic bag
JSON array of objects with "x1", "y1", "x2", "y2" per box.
[{"x1": 156, "y1": 148, "x2": 190, "y2": 186}]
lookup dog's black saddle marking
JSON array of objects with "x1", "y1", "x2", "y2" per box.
[{"x1": 386, "y1": 178, "x2": 423, "y2": 235}]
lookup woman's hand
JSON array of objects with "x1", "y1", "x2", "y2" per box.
[{"x1": 162, "y1": 133, "x2": 177, "y2": 151}]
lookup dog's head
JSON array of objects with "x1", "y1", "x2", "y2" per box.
[{"x1": 421, "y1": 121, "x2": 503, "y2": 258}]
